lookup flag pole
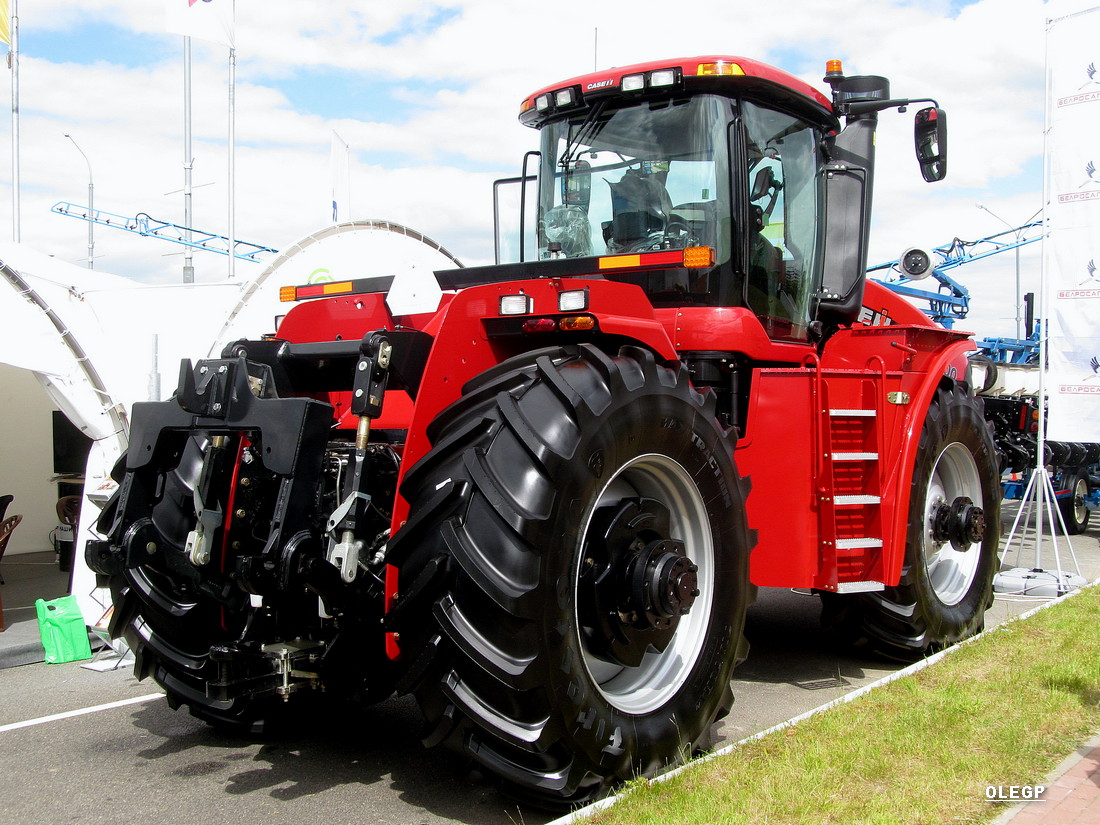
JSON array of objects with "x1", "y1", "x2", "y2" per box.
[
  {"x1": 183, "y1": 35, "x2": 194, "y2": 283},
  {"x1": 228, "y1": 41, "x2": 235, "y2": 280},
  {"x1": 10, "y1": 0, "x2": 19, "y2": 242}
]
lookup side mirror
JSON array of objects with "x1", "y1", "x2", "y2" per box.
[
  {"x1": 750, "y1": 165, "x2": 782, "y2": 219},
  {"x1": 750, "y1": 166, "x2": 776, "y2": 201},
  {"x1": 562, "y1": 159, "x2": 592, "y2": 211},
  {"x1": 914, "y1": 106, "x2": 947, "y2": 182}
]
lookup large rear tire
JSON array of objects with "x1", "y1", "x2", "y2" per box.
[
  {"x1": 822, "y1": 383, "x2": 1000, "y2": 660},
  {"x1": 388, "y1": 344, "x2": 752, "y2": 807},
  {"x1": 102, "y1": 437, "x2": 274, "y2": 729}
]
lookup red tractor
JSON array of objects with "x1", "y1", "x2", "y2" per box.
[{"x1": 88, "y1": 56, "x2": 1000, "y2": 807}]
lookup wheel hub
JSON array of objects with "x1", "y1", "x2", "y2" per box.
[
  {"x1": 622, "y1": 539, "x2": 700, "y2": 631},
  {"x1": 577, "y1": 497, "x2": 698, "y2": 668},
  {"x1": 930, "y1": 495, "x2": 985, "y2": 552}
]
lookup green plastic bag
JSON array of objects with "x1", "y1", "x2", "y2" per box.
[{"x1": 36, "y1": 596, "x2": 93, "y2": 664}]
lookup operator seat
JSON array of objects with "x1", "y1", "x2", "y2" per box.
[
  {"x1": 745, "y1": 205, "x2": 784, "y2": 315},
  {"x1": 604, "y1": 167, "x2": 675, "y2": 253},
  {"x1": 542, "y1": 205, "x2": 592, "y2": 257}
]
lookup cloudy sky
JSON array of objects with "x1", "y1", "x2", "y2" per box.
[{"x1": 0, "y1": 0, "x2": 1056, "y2": 337}]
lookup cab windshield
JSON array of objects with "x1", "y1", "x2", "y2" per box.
[{"x1": 537, "y1": 95, "x2": 732, "y2": 270}]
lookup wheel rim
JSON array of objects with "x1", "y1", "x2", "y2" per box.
[
  {"x1": 922, "y1": 442, "x2": 984, "y2": 606},
  {"x1": 575, "y1": 454, "x2": 714, "y2": 715},
  {"x1": 1073, "y1": 476, "x2": 1089, "y2": 526}
]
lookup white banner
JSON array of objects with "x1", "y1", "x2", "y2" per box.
[
  {"x1": 1045, "y1": 0, "x2": 1100, "y2": 442},
  {"x1": 164, "y1": 0, "x2": 235, "y2": 48}
]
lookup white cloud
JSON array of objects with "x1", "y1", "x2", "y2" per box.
[{"x1": 0, "y1": 0, "x2": 1051, "y2": 319}]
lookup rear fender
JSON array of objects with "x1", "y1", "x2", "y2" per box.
[
  {"x1": 877, "y1": 337, "x2": 980, "y2": 585},
  {"x1": 390, "y1": 277, "x2": 677, "y2": 532}
]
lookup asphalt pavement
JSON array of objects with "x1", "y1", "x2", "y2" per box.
[{"x1": 0, "y1": 500, "x2": 1096, "y2": 825}]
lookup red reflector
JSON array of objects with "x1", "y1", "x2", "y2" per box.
[
  {"x1": 289, "y1": 281, "x2": 354, "y2": 300},
  {"x1": 598, "y1": 249, "x2": 686, "y2": 270},
  {"x1": 522, "y1": 318, "x2": 558, "y2": 333}
]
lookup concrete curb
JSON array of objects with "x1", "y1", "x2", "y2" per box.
[{"x1": 546, "y1": 577, "x2": 1100, "y2": 825}]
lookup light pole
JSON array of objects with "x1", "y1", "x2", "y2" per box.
[
  {"x1": 976, "y1": 203, "x2": 1040, "y2": 340},
  {"x1": 64, "y1": 133, "x2": 94, "y2": 269}
]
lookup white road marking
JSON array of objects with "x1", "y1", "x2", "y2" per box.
[{"x1": 0, "y1": 693, "x2": 165, "y2": 734}]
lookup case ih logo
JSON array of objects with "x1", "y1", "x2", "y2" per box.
[
  {"x1": 1058, "y1": 62, "x2": 1100, "y2": 106},
  {"x1": 1057, "y1": 160, "x2": 1100, "y2": 203}
]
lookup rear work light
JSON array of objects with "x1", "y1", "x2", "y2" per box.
[
  {"x1": 558, "y1": 288, "x2": 588, "y2": 312},
  {"x1": 533, "y1": 85, "x2": 582, "y2": 115},
  {"x1": 499, "y1": 293, "x2": 532, "y2": 315},
  {"x1": 621, "y1": 67, "x2": 683, "y2": 93},
  {"x1": 650, "y1": 69, "x2": 678, "y2": 87}
]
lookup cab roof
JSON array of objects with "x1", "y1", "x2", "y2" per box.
[{"x1": 520, "y1": 55, "x2": 835, "y2": 127}]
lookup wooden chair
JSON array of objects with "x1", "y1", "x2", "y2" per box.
[
  {"x1": 56, "y1": 496, "x2": 81, "y2": 527},
  {"x1": 0, "y1": 514, "x2": 23, "y2": 586}
]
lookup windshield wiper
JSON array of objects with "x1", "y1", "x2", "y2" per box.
[{"x1": 559, "y1": 99, "x2": 609, "y2": 171}]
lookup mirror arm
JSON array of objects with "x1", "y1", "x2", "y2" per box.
[{"x1": 844, "y1": 96, "x2": 939, "y2": 116}]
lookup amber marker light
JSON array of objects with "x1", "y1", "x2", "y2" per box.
[
  {"x1": 697, "y1": 61, "x2": 744, "y2": 76},
  {"x1": 824, "y1": 59, "x2": 845, "y2": 83},
  {"x1": 559, "y1": 315, "x2": 596, "y2": 332},
  {"x1": 683, "y1": 246, "x2": 715, "y2": 268}
]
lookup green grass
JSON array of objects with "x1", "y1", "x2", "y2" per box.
[{"x1": 581, "y1": 586, "x2": 1100, "y2": 825}]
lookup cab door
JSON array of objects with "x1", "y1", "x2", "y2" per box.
[{"x1": 738, "y1": 100, "x2": 825, "y2": 343}]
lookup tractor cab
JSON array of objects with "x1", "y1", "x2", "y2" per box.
[{"x1": 500, "y1": 57, "x2": 947, "y2": 344}]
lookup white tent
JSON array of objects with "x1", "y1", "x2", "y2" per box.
[{"x1": 0, "y1": 221, "x2": 461, "y2": 626}]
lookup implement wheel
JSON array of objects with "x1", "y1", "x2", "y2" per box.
[{"x1": 1059, "y1": 470, "x2": 1091, "y2": 535}]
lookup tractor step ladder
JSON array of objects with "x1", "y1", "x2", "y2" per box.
[{"x1": 813, "y1": 368, "x2": 888, "y2": 593}]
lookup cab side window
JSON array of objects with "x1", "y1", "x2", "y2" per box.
[{"x1": 741, "y1": 102, "x2": 822, "y2": 342}]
